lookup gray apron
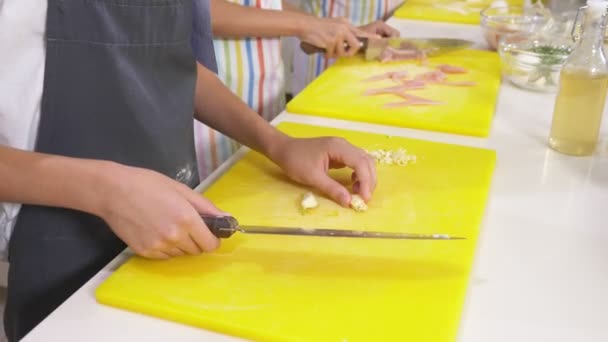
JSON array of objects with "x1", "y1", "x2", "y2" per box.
[{"x1": 5, "y1": 0, "x2": 212, "y2": 340}]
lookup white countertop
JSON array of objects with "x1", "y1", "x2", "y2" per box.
[{"x1": 22, "y1": 19, "x2": 608, "y2": 342}]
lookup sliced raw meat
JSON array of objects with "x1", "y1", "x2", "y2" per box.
[
  {"x1": 437, "y1": 64, "x2": 468, "y2": 74},
  {"x1": 399, "y1": 80, "x2": 427, "y2": 88},
  {"x1": 362, "y1": 71, "x2": 409, "y2": 83},
  {"x1": 379, "y1": 46, "x2": 420, "y2": 63},
  {"x1": 377, "y1": 43, "x2": 432, "y2": 65},
  {"x1": 396, "y1": 93, "x2": 442, "y2": 103},
  {"x1": 414, "y1": 70, "x2": 448, "y2": 83},
  {"x1": 390, "y1": 71, "x2": 409, "y2": 83},
  {"x1": 364, "y1": 83, "x2": 426, "y2": 96},
  {"x1": 362, "y1": 74, "x2": 392, "y2": 82}
]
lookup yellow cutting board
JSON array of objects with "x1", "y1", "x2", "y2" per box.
[
  {"x1": 96, "y1": 122, "x2": 496, "y2": 342},
  {"x1": 394, "y1": 0, "x2": 524, "y2": 25},
  {"x1": 286, "y1": 50, "x2": 501, "y2": 137}
]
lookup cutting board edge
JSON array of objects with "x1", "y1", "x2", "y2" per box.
[
  {"x1": 284, "y1": 104, "x2": 493, "y2": 138},
  {"x1": 393, "y1": 9, "x2": 481, "y2": 25},
  {"x1": 451, "y1": 151, "x2": 497, "y2": 339},
  {"x1": 95, "y1": 279, "x2": 294, "y2": 342}
]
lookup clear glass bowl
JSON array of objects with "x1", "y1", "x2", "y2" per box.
[
  {"x1": 481, "y1": 5, "x2": 552, "y2": 50},
  {"x1": 498, "y1": 33, "x2": 573, "y2": 92}
]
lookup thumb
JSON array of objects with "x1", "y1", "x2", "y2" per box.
[
  {"x1": 310, "y1": 173, "x2": 351, "y2": 207},
  {"x1": 187, "y1": 192, "x2": 227, "y2": 216},
  {"x1": 176, "y1": 185, "x2": 228, "y2": 216}
]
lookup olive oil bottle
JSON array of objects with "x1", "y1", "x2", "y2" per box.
[{"x1": 549, "y1": 0, "x2": 608, "y2": 156}]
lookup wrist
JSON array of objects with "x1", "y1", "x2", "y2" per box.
[
  {"x1": 86, "y1": 160, "x2": 129, "y2": 219},
  {"x1": 293, "y1": 14, "x2": 316, "y2": 39},
  {"x1": 260, "y1": 129, "x2": 292, "y2": 164}
]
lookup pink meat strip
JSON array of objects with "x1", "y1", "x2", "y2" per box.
[
  {"x1": 437, "y1": 64, "x2": 468, "y2": 74},
  {"x1": 414, "y1": 70, "x2": 448, "y2": 83},
  {"x1": 362, "y1": 70, "x2": 409, "y2": 83},
  {"x1": 397, "y1": 93, "x2": 443, "y2": 103},
  {"x1": 400, "y1": 79, "x2": 426, "y2": 88},
  {"x1": 379, "y1": 46, "x2": 419, "y2": 63},
  {"x1": 390, "y1": 71, "x2": 409, "y2": 83},
  {"x1": 364, "y1": 83, "x2": 426, "y2": 96},
  {"x1": 413, "y1": 70, "x2": 476, "y2": 86},
  {"x1": 362, "y1": 74, "x2": 392, "y2": 82}
]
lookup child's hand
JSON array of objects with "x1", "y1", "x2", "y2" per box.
[
  {"x1": 99, "y1": 165, "x2": 225, "y2": 259},
  {"x1": 269, "y1": 136, "x2": 377, "y2": 207}
]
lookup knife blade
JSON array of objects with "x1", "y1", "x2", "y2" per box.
[
  {"x1": 300, "y1": 37, "x2": 473, "y2": 61},
  {"x1": 201, "y1": 215, "x2": 465, "y2": 240}
]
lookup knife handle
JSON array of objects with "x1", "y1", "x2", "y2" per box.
[
  {"x1": 200, "y1": 215, "x2": 239, "y2": 239},
  {"x1": 300, "y1": 42, "x2": 327, "y2": 55}
]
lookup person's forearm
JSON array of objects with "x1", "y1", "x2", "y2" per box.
[
  {"x1": 210, "y1": 0, "x2": 312, "y2": 38},
  {"x1": 0, "y1": 146, "x2": 115, "y2": 216},
  {"x1": 193, "y1": 63, "x2": 288, "y2": 159}
]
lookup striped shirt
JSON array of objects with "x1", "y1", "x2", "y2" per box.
[{"x1": 194, "y1": 0, "x2": 285, "y2": 179}]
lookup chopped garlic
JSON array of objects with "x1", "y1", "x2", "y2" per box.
[
  {"x1": 350, "y1": 194, "x2": 368, "y2": 212},
  {"x1": 365, "y1": 148, "x2": 417, "y2": 166},
  {"x1": 300, "y1": 192, "x2": 319, "y2": 211}
]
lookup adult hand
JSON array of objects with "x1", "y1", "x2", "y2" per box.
[
  {"x1": 269, "y1": 136, "x2": 377, "y2": 207},
  {"x1": 359, "y1": 20, "x2": 400, "y2": 38},
  {"x1": 98, "y1": 164, "x2": 225, "y2": 259},
  {"x1": 298, "y1": 16, "x2": 365, "y2": 58}
]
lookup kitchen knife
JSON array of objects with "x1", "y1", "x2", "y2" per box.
[
  {"x1": 300, "y1": 37, "x2": 474, "y2": 61},
  {"x1": 201, "y1": 215, "x2": 465, "y2": 240},
  {"x1": 300, "y1": 37, "x2": 473, "y2": 61}
]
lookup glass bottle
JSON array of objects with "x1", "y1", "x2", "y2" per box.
[{"x1": 548, "y1": 0, "x2": 608, "y2": 156}]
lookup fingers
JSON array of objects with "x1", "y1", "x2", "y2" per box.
[
  {"x1": 365, "y1": 154, "x2": 377, "y2": 196},
  {"x1": 334, "y1": 30, "x2": 346, "y2": 58},
  {"x1": 331, "y1": 141, "x2": 377, "y2": 202},
  {"x1": 140, "y1": 250, "x2": 171, "y2": 260},
  {"x1": 352, "y1": 26, "x2": 379, "y2": 39},
  {"x1": 359, "y1": 21, "x2": 400, "y2": 38},
  {"x1": 343, "y1": 29, "x2": 361, "y2": 57},
  {"x1": 166, "y1": 247, "x2": 186, "y2": 257},
  {"x1": 352, "y1": 158, "x2": 378, "y2": 201},
  {"x1": 312, "y1": 173, "x2": 351, "y2": 207},
  {"x1": 378, "y1": 22, "x2": 400, "y2": 38},
  {"x1": 322, "y1": 17, "x2": 364, "y2": 58},
  {"x1": 177, "y1": 185, "x2": 226, "y2": 216},
  {"x1": 177, "y1": 236, "x2": 202, "y2": 255},
  {"x1": 190, "y1": 221, "x2": 221, "y2": 252},
  {"x1": 170, "y1": 183, "x2": 223, "y2": 253}
]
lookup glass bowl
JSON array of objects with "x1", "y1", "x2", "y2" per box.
[
  {"x1": 498, "y1": 33, "x2": 573, "y2": 92},
  {"x1": 481, "y1": 5, "x2": 552, "y2": 50}
]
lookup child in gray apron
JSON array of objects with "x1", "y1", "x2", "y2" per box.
[{"x1": 2, "y1": 0, "x2": 376, "y2": 340}]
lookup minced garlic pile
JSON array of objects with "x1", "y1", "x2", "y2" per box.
[{"x1": 366, "y1": 148, "x2": 417, "y2": 166}]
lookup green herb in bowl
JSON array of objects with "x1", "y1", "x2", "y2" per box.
[{"x1": 529, "y1": 45, "x2": 573, "y2": 65}]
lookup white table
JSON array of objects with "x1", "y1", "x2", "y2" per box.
[{"x1": 22, "y1": 19, "x2": 608, "y2": 342}]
